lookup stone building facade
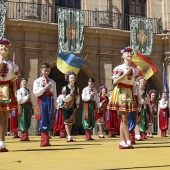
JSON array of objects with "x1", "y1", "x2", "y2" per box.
[{"x1": 4, "y1": 0, "x2": 170, "y2": 135}]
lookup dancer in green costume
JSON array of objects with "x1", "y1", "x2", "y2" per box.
[
  {"x1": 136, "y1": 76, "x2": 149, "y2": 139},
  {"x1": 82, "y1": 78, "x2": 100, "y2": 141},
  {"x1": 17, "y1": 78, "x2": 33, "y2": 141}
]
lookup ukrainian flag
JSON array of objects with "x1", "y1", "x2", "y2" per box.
[{"x1": 56, "y1": 50, "x2": 85, "y2": 74}]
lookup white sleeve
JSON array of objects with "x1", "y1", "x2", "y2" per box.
[
  {"x1": 33, "y1": 79, "x2": 45, "y2": 97},
  {"x1": 62, "y1": 86, "x2": 72, "y2": 102},
  {"x1": 52, "y1": 81, "x2": 57, "y2": 108},
  {"x1": 17, "y1": 90, "x2": 29, "y2": 104},
  {"x1": 159, "y1": 99, "x2": 168, "y2": 109},
  {"x1": 82, "y1": 88, "x2": 91, "y2": 101}
]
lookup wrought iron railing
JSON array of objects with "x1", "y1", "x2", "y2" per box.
[{"x1": 5, "y1": 1, "x2": 162, "y2": 34}]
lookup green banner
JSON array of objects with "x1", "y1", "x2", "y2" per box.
[
  {"x1": 58, "y1": 8, "x2": 84, "y2": 54},
  {"x1": 130, "y1": 17, "x2": 153, "y2": 55},
  {"x1": 0, "y1": 0, "x2": 7, "y2": 38}
]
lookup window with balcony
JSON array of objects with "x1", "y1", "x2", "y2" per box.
[
  {"x1": 124, "y1": 0, "x2": 146, "y2": 17},
  {"x1": 55, "y1": 0, "x2": 81, "y2": 9}
]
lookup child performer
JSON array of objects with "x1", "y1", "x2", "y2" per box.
[
  {"x1": 148, "y1": 90, "x2": 157, "y2": 138},
  {"x1": 107, "y1": 47, "x2": 138, "y2": 149},
  {"x1": 17, "y1": 78, "x2": 33, "y2": 141},
  {"x1": 159, "y1": 91, "x2": 169, "y2": 137},
  {"x1": 61, "y1": 71, "x2": 80, "y2": 142},
  {"x1": 82, "y1": 78, "x2": 100, "y2": 141},
  {"x1": 0, "y1": 38, "x2": 19, "y2": 152},
  {"x1": 106, "y1": 89, "x2": 118, "y2": 138},
  {"x1": 33, "y1": 63, "x2": 57, "y2": 147},
  {"x1": 53, "y1": 89, "x2": 66, "y2": 138},
  {"x1": 96, "y1": 85, "x2": 109, "y2": 138},
  {"x1": 137, "y1": 76, "x2": 150, "y2": 140},
  {"x1": 128, "y1": 80, "x2": 141, "y2": 144}
]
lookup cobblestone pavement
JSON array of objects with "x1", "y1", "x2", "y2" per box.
[{"x1": 1, "y1": 135, "x2": 170, "y2": 170}]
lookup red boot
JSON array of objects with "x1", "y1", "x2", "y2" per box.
[
  {"x1": 85, "y1": 130, "x2": 95, "y2": 141},
  {"x1": 0, "y1": 147, "x2": 8, "y2": 152},
  {"x1": 108, "y1": 131, "x2": 113, "y2": 138},
  {"x1": 20, "y1": 132, "x2": 30, "y2": 141},
  {"x1": 13, "y1": 132, "x2": 20, "y2": 138},
  {"x1": 59, "y1": 130, "x2": 66, "y2": 138},
  {"x1": 140, "y1": 132, "x2": 147, "y2": 140},
  {"x1": 40, "y1": 131, "x2": 51, "y2": 147},
  {"x1": 129, "y1": 130, "x2": 136, "y2": 145},
  {"x1": 85, "y1": 130, "x2": 90, "y2": 141}
]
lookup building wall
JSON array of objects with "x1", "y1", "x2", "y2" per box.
[{"x1": 6, "y1": 18, "x2": 164, "y2": 135}]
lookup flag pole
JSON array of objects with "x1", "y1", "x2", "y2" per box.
[{"x1": 84, "y1": 54, "x2": 88, "y2": 60}]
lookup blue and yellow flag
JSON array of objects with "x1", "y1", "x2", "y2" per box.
[{"x1": 56, "y1": 50, "x2": 85, "y2": 74}]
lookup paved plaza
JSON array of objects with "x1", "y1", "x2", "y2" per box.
[{"x1": 1, "y1": 135, "x2": 170, "y2": 170}]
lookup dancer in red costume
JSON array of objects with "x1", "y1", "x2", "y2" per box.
[
  {"x1": 106, "y1": 89, "x2": 118, "y2": 138},
  {"x1": 10, "y1": 109, "x2": 20, "y2": 138},
  {"x1": 107, "y1": 47, "x2": 138, "y2": 149},
  {"x1": 0, "y1": 38, "x2": 19, "y2": 152},
  {"x1": 147, "y1": 90, "x2": 157, "y2": 138},
  {"x1": 159, "y1": 91, "x2": 169, "y2": 137},
  {"x1": 53, "y1": 91, "x2": 66, "y2": 138},
  {"x1": 96, "y1": 85, "x2": 109, "y2": 138}
]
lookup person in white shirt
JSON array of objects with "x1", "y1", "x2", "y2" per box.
[
  {"x1": 159, "y1": 91, "x2": 169, "y2": 137},
  {"x1": 33, "y1": 63, "x2": 57, "y2": 147},
  {"x1": 0, "y1": 38, "x2": 19, "y2": 152}
]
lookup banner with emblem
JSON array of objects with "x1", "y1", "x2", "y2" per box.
[
  {"x1": 0, "y1": 0, "x2": 8, "y2": 38},
  {"x1": 130, "y1": 17, "x2": 153, "y2": 55},
  {"x1": 58, "y1": 8, "x2": 84, "y2": 54}
]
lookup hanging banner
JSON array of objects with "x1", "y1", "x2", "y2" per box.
[
  {"x1": 0, "y1": 0, "x2": 7, "y2": 38},
  {"x1": 58, "y1": 8, "x2": 84, "y2": 54},
  {"x1": 130, "y1": 17, "x2": 153, "y2": 55}
]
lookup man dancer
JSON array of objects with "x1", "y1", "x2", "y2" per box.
[{"x1": 33, "y1": 63, "x2": 57, "y2": 147}]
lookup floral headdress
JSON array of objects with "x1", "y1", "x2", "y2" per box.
[
  {"x1": 65, "y1": 71, "x2": 77, "y2": 82},
  {"x1": 136, "y1": 76, "x2": 147, "y2": 85},
  {"x1": 99, "y1": 85, "x2": 108, "y2": 96},
  {"x1": 149, "y1": 89, "x2": 157, "y2": 98},
  {"x1": 0, "y1": 38, "x2": 11, "y2": 45},
  {"x1": 121, "y1": 47, "x2": 133, "y2": 53}
]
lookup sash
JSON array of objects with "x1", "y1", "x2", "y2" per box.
[
  {"x1": 83, "y1": 100, "x2": 95, "y2": 120},
  {"x1": 36, "y1": 91, "x2": 53, "y2": 120}
]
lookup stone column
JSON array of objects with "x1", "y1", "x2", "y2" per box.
[{"x1": 22, "y1": 46, "x2": 41, "y2": 135}]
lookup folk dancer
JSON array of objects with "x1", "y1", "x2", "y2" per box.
[
  {"x1": 107, "y1": 47, "x2": 138, "y2": 149},
  {"x1": 0, "y1": 38, "x2": 19, "y2": 152},
  {"x1": 17, "y1": 78, "x2": 33, "y2": 141},
  {"x1": 61, "y1": 71, "x2": 80, "y2": 142},
  {"x1": 106, "y1": 89, "x2": 118, "y2": 138},
  {"x1": 147, "y1": 89, "x2": 157, "y2": 138},
  {"x1": 159, "y1": 91, "x2": 169, "y2": 137},
  {"x1": 96, "y1": 85, "x2": 109, "y2": 138},
  {"x1": 53, "y1": 90, "x2": 66, "y2": 138},
  {"x1": 128, "y1": 80, "x2": 142, "y2": 144},
  {"x1": 82, "y1": 78, "x2": 100, "y2": 141},
  {"x1": 137, "y1": 76, "x2": 150, "y2": 140},
  {"x1": 33, "y1": 63, "x2": 57, "y2": 147}
]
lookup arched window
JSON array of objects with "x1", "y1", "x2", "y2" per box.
[
  {"x1": 55, "y1": 0, "x2": 81, "y2": 9},
  {"x1": 124, "y1": 0, "x2": 146, "y2": 17}
]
